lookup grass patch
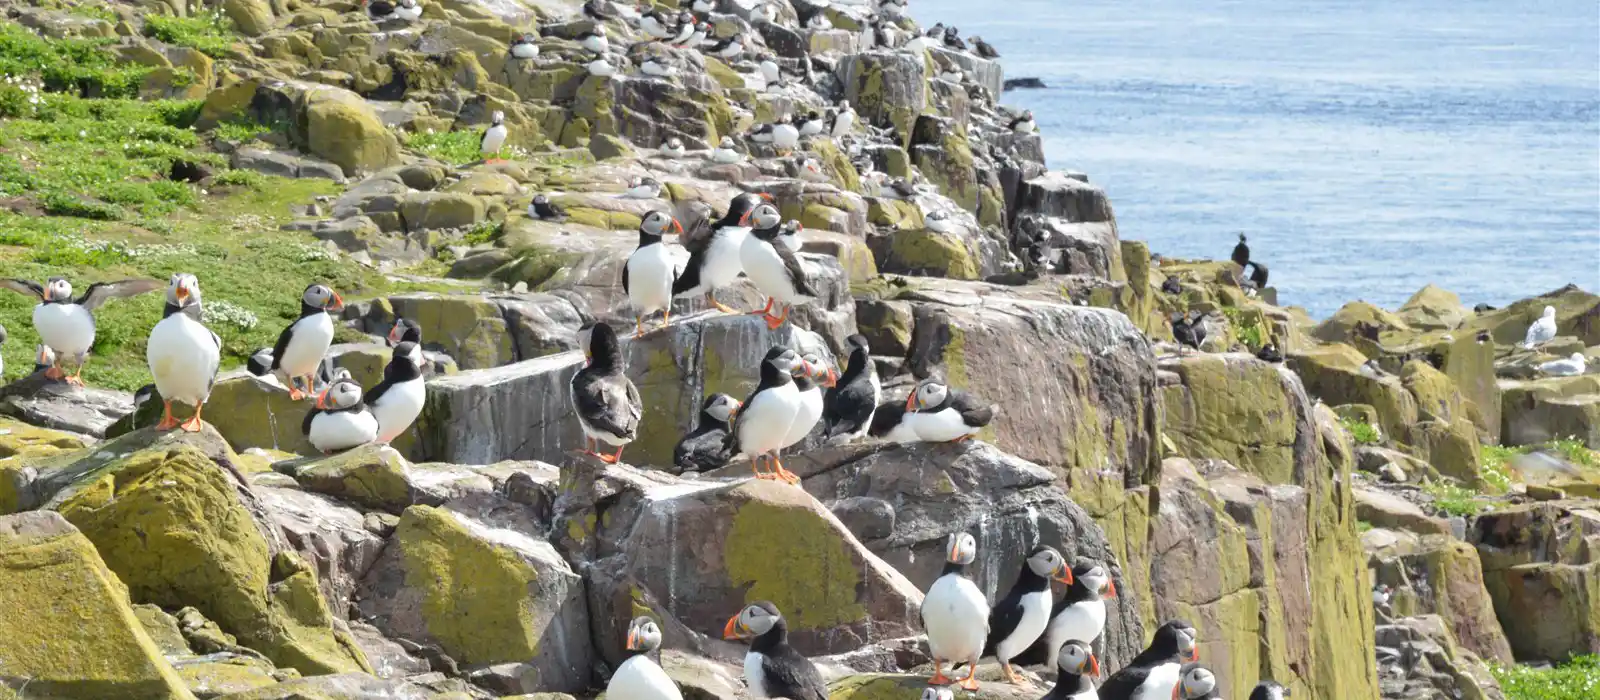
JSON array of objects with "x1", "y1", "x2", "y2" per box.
[
  {"x1": 211, "y1": 119, "x2": 273, "y2": 144},
  {"x1": 210, "y1": 168, "x2": 267, "y2": 189},
  {"x1": 0, "y1": 21, "x2": 156, "y2": 98},
  {"x1": 1219, "y1": 305, "x2": 1267, "y2": 349},
  {"x1": 403, "y1": 128, "x2": 483, "y2": 164},
  {"x1": 1340, "y1": 416, "x2": 1382, "y2": 445},
  {"x1": 1480, "y1": 444, "x2": 1520, "y2": 493},
  {"x1": 142, "y1": 10, "x2": 236, "y2": 59},
  {"x1": 1547, "y1": 438, "x2": 1598, "y2": 470},
  {"x1": 461, "y1": 220, "x2": 502, "y2": 247},
  {"x1": 1492, "y1": 654, "x2": 1599, "y2": 700},
  {"x1": 1421, "y1": 480, "x2": 1489, "y2": 518}
]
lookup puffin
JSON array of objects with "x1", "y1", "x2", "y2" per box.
[
  {"x1": 943, "y1": 26, "x2": 967, "y2": 50},
  {"x1": 1, "y1": 276, "x2": 161, "y2": 385},
  {"x1": 681, "y1": 22, "x2": 710, "y2": 48},
  {"x1": 867, "y1": 400, "x2": 920, "y2": 444},
  {"x1": 394, "y1": 0, "x2": 422, "y2": 21},
  {"x1": 1160, "y1": 276, "x2": 1182, "y2": 295},
  {"x1": 364, "y1": 0, "x2": 396, "y2": 21},
  {"x1": 780, "y1": 352, "x2": 837, "y2": 452},
  {"x1": 1256, "y1": 342, "x2": 1284, "y2": 363},
  {"x1": 980, "y1": 546, "x2": 1072, "y2": 683},
  {"x1": 253, "y1": 284, "x2": 345, "y2": 401},
  {"x1": 797, "y1": 111, "x2": 825, "y2": 137},
  {"x1": 673, "y1": 191, "x2": 771, "y2": 313},
  {"x1": 904, "y1": 379, "x2": 997, "y2": 443},
  {"x1": 670, "y1": 12, "x2": 697, "y2": 44},
  {"x1": 1009, "y1": 110, "x2": 1036, "y2": 133},
  {"x1": 770, "y1": 115, "x2": 801, "y2": 153},
  {"x1": 1095, "y1": 620, "x2": 1200, "y2": 700},
  {"x1": 787, "y1": 155, "x2": 827, "y2": 183},
  {"x1": 673, "y1": 393, "x2": 741, "y2": 473},
  {"x1": 804, "y1": 12, "x2": 832, "y2": 30},
  {"x1": 889, "y1": 177, "x2": 919, "y2": 198},
  {"x1": 724, "y1": 601, "x2": 827, "y2": 700},
  {"x1": 622, "y1": 176, "x2": 663, "y2": 199},
  {"x1": 1248, "y1": 681, "x2": 1291, "y2": 700},
  {"x1": 642, "y1": 55, "x2": 679, "y2": 78},
  {"x1": 1017, "y1": 561, "x2": 1117, "y2": 671},
  {"x1": 510, "y1": 33, "x2": 540, "y2": 59},
  {"x1": 938, "y1": 66, "x2": 963, "y2": 84},
  {"x1": 578, "y1": 26, "x2": 609, "y2": 54},
  {"x1": 926, "y1": 209, "x2": 957, "y2": 233},
  {"x1": 303, "y1": 377, "x2": 378, "y2": 453},
  {"x1": 1523, "y1": 305, "x2": 1557, "y2": 348},
  {"x1": 1043, "y1": 640, "x2": 1100, "y2": 700},
  {"x1": 823, "y1": 334, "x2": 880, "y2": 442},
  {"x1": 481, "y1": 110, "x2": 508, "y2": 162},
  {"x1": 926, "y1": 22, "x2": 947, "y2": 38},
  {"x1": 830, "y1": 101, "x2": 856, "y2": 138},
  {"x1": 365, "y1": 341, "x2": 427, "y2": 444},
  {"x1": 529, "y1": 193, "x2": 568, "y2": 221},
  {"x1": 707, "y1": 33, "x2": 744, "y2": 59},
  {"x1": 387, "y1": 317, "x2": 421, "y2": 347},
  {"x1": 921, "y1": 532, "x2": 990, "y2": 691},
  {"x1": 760, "y1": 56, "x2": 783, "y2": 88},
  {"x1": 661, "y1": 137, "x2": 686, "y2": 159},
  {"x1": 727, "y1": 346, "x2": 806, "y2": 483},
  {"x1": 639, "y1": 9, "x2": 675, "y2": 39},
  {"x1": 1170, "y1": 312, "x2": 1206, "y2": 356},
  {"x1": 740, "y1": 203, "x2": 816, "y2": 330},
  {"x1": 1231, "y1": 233, "x2": 1250, "y2": 268},
  {"x1": 777, "y1": 219, "x2": 804, "y2": 251},
  {"x1": 1244, "y1": 261, "x2": 1269, "y2": 289},
  {"x1": 146, "y1": 273, "x2": 221, "y2": 433},
  {"x1": 589, "y1": 56, "x2": 618, "y2": 77},
  {"x1": 608, "y1": 617, "x2": 683, "y2": 700},
  {"x1": 570, "y1": 322, "x2": 642, "y2": 464},
  {"x1": 712, "y1": 136, "x2": 745, "y2": 164},
  {"x1": 971, "y1": 36, "x2": 1000, "y2": 58},
  {"x1": 625, "y1": 210, "x2": 683, "y2": 336},
  {"x1": 1173, "y1": 664, "x2": 1218, "y2": 699}
]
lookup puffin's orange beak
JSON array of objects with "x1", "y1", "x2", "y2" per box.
[
  {"x1": 387, "y1": 325, "x2": 401, "y2": 344},
  {"x1": 759, "y1": 193, "x2": 774, "y2": 202},
  {"x1": 1089, "y1": 654, "x2": 1100, "y2": 678},
  {"x1": 738, "y1": 210, "x2": 752, "y2": 226},
  {"x1": 728, "y1": 400, "x2": 741, "y2": 420},
  {"x1": 1054, "y1": 562, "x2": 1074, "y2": 586},
  {"x1": 625, "y1": 628, "x2": 641, "y2": 651},
  {"x1": 1105, "y1": 579, "x2": 1117, "y2": 597},
  {"x1": 329, "y1": 292, "x2": 345, "y2": 311},
  {"x1": 175, "y1": 286, "x2": 189, "y2": 304},
  {"x1": 904, "y1": 393, "x2": 917, "y2": 412},
  {"x1": 314, "y1": 389, "x2": 330, "y2": 409},
  {"x1": 722, "y1": 615, "x2": 744, "y2": 640},
  {"x1": 1172, "y1": 685, "x2": 1180, "y2": 700},
  {"x1": 35, "y1": 347, "x2": 49, "y2": 364},
  {"x1": 823, "y1": 367, "x2": 838, "y2": 388},
  {"x1": 672, "y1": 218, "x2": 683, "y2": 234}
]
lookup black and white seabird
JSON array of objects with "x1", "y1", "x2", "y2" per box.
[
  {"x1": 1256, "y1": 342, "x2": 1283, "y2": 363},
  {"x1": 394, "y1": 0, "x2": 422, "y2": 21},
  {"x1": 1161, "y1": 275, "x2": 1183, "y2": 295},
  {"x1": 867, "y1": 400, "x2": 921, "y2": 444},
  {"x1": 904, "y1": 379, "x2": 996, "y2": 443},
  {"x1": 1096, "y1": 620, "x2": 1200, "y2": 700},
  {"x1": 570, "y1": 322, "x2": 642, "y2": 464},
  {"x1": 1009, "y1": 110, "x2": 1036, "y2": 133},
  {"x1": 1171, "y1": 311, "x2": 1206, "y2": 355},
  {"x1": 387, "y1": 317, "x2": 421, "y2": 347},
  {"x1": 626, "y1": 211, "x2": 683, "y2": 336},
  {"x1": 578, "y1": 26, "x2": 609, "y2": 54},
  {"x1": 707, "y1": 33, "x2": 744, "y2": 59},
  {"x1": 1017, "y1": 561, "x2": 1117, "y2": 671},
  {"x1": 1174, "y1": 664, "x2": 1219, "y2": 699},
  {"x1": 1248, "y1": 680, "x2": 1292, "y2": 700},
  {"x1": 926, "y1": 22, "x2": 947, "y2": 38},
  {"x1": 674, "y1": 393, "x2": 741, "y2": 473},
  {"x1": 830, "y1": 101, "x2": 856, "y2": 138},
  {"x1": 673, "y1": 192, "x2": 771, "y2": 312},
  {"x1": 252, "y1": 284, "x2": 344, "y2": 401},
  {"x1": 510, "y1": 33, "x2": 540, "y2": 59},
  {"x1": 727, "y1": 347, "x2": 806, "y2": 483},
  {"x1": 303, "y1": 377, "x2": 378, "y2": 453},
  {"x1": 481, "y1": 110, "x2": 508, "y2": 162},
  {"x1": 529, "y1": 193, "x2": 568, "y2": 221},
  {"x1": 1042, "y1": 640, "x2": 1100, "y2": 700},
  {"x1": 639, "y1": 9, "x2": 675, "y2": 39},
  {"x1": 724, "y1": 602, "x2": 827, "y2": 700},
  {"x1": 922, "y1": 532, "x2": 990, "y2": 690},
  {"x1": 780, "y1": 352, "x2": 836, "y2": 452},
  {"x1": 2, "y1": 276, "x2": 161, "y2": 385},
  {"x1": 971, "y1": 35, "x2": 1000, "y2": 58},
  {"x1": 823, "y1": 334, "x2": 880, "y2": 442},
  {"x1": 622, "y1": 176, "x2": 663, "y2": 199},
  {"x1": 981, "y1": 546, "x2": 1072, "y2": 683},
  {"x1": 1231, "y1": 233, "x2": 1250, "y2": 268},
  {"x1": 661, "y1": 137, "x2": 686, "y2": 159},
  {"x1": 797, "y1": 111, "x2": 825, "y2": 137},
  {"x1": 364, "y1": 0, "x2": 396, "y2": 21},
  {"x1": 146, "y1": 273, "x2": 221, "y2": 433},
  {"x1": 712, "y1": 136, "x2": 744, "y2": 164},
  {"x1": 943, "y1": 26, "x2": 967, "y2": 50},
  {"x1": 365, "y1": 341, "x2": 427, "y2": 444},
  {"x1": 609, "y1": 617, "x2": 683, "y2": 700},
  {"x1": 740, "y1": 203, "x2": 816, "y2": 330}
]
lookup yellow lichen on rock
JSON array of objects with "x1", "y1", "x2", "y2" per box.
[{"x1": 724, "y1": 485, "x2": 867, "y2": 630}]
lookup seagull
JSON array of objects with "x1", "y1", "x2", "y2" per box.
[
  {"x1": 1359, "y1": 359, "x2": 1390, "y2": 380},
  {"x1": 1538, "y1": 352, "x2": 1587, "y2": 377},
  {"x1": 510, "y1": 33, "x2": 540, "y2": 59},
  {"x1": 1522, "y1": 305, "x2": 1557, "y2": 348}
]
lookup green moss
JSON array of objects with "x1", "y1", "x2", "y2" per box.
[
  {"x1": 395, "y1": 505, "x2": 541, "y2": 665},
  {"x1": 724, "y1": 494, "x2": 866, "y2": 631},
  {"x1": 806, "y1": 139, "x2": 861, "y2": 193},
  {"x1": 1162, "y1": 355, "x2": 1299, "y2": 483},
  {"x1": 887, "y1": 229, "x2": 978, "y2": 280},
  {"x1": 702, "y1": 56, "x2": 744, "y2": 90},
  {"x1": 1422, "y1": 480, "x2": 1489, "y2": 517},
  {"x1": 143, "y1": 10, "x2": 237, "y2": 59},
  {"x1": 1491, "y1": 654, "x2": 1600, "y2": 700},
  {"x1": 404, "y1": 128, "x2": 484, "y2": 163},
  {"x1": 0, "y1": 21, "x2": 158, "y2": 98},
  {"x1": 1340, "y1": 416, "x2": 1382, "y2": 445},
  {"x1": 276, "y1": 445, "x2": 415, "y2": 515}
]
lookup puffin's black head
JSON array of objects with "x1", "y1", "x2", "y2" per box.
[
  {"x1": 316, "y1": 377, "x2": 364, "y2": 410},
  {"x1": 795, "y1": 352, "x2": 836, "y2": 388},
  {"x1": 393, "y1": 341, "x2": 425, "y2": 372},
  {"x1": 1176, "y1": 663, "x2": 1217, "y2": 699},
  {"x1": 640, "y1": 210, "x2": 682, "y2": 244},
  {"x1": 624, "y1": 616, "x2": 663, "y2": 654},
  {"x1": 747, "y1": 204, "x2": 782, "y2": 236},
  {"x1": 302, "y1": 284, "x2": 344, "y2": 312},
  {"x1": 724, "y1": 601, "x2": 784, "y2": 641},
  {"x1": 725, "y1": 192, "x2": 774, "y2": 226},
  {"x1": 845, "y1": 334, "x2": 871, "y2": 353},
  {"x1": 1153, "y1": 619, "x2": 1200, "y2": 662},
  {"x1": 760, "y1": 346, "x2": 803, "y2": 383},
  {"x1": 1057, "y1": 638, "x2": 1099, "y2": 678},
  {"x1": 43, "y1": 277, "x2": 71, "y2": 303},
  {"x1": 490, "y1": 110, "x2": 505, "y2": 126},
  {"x1": 700, "y1": 392, "x2": 740, "y2": 424},
  {"x1": 1073, "y1": 560, "x2": 1117, "y2": 599},
  {"x1": 388, "y1": 317, "x2": 421, "y2": 346},
  {"x1": 578, "y1": 321, "x2": 622, "y2": 369},
  {"x1": 166, "y1": 273, "x2": 201, "y2": 309},
  {"x1": 1023, "y1": 545, "x2": 1073, "y2": 584},
  {"x1": 1249, "y1": 681, "x2": 1292, "y2": 700}
]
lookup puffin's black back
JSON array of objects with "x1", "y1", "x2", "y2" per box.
[
  {"x1": 1012, "y1": 561, "x2": 1101, "y2": 666},
  {"x1": 824, "y1": 337, "x2": 876, "y2": 436},
  {"x1": 1096, "y1": 619, "x2": 1195, "y2": 700},
  {"x1": 982, "y1": 546, "x2": 1055, "y2": 657},
  {"x1": 747, "y1": 603, "x2": 827, "y2": 700}
]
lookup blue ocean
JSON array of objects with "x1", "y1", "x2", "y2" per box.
[{"x1": 912, "y1": 0, "x2": 1600, "y2": 318}]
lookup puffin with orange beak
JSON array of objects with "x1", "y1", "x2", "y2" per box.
[
  {"x1": 570, "y1": 322, "x2": 642, "y2": 464},
  {"x1": 302, "y1": 376, "x2": 378, "y2": 453},
  {"x1": 1018, "y1": 560, "x2": 1119, "y2": 672},
  {"x1": 778, "y1": 351, "x2": 836, "y2": 456},
  {"x1": 1097, "y1": 620, "x2": 1200, "y2": 700},
  {"x1": 2, "y1": 275, "x2": 161, "y2": 386},
  {"x1": 607, "y1": 617, "x2": 682, "y2": 700},
  {"x1": 673, "y1": 192, "x2": 773, "y2": 314},
  {"x1": 921, "y1": 532, "x2": 990, "y2": 690},
  {"x1": 823, "y1": 334, "x2": 880, "y2": 443},
  {"x1": 980, "y1": 545, "x2": 1073, "y2": 684},
  {"x1": 723, "y1": 601, "x2": 826, "y2": 700},
  {"x1": 386, "y1": 317, "x2": 421, "y2": 347},
  {"x1": 625, "y1": 211, "x2": 685, "y2": 337},
  {"x1": 1173, "y1": 663, "x2": 1219, "y2": 699},
  {"x1": 903, "y1": 379, "x2": 997, "y2": 443},
  {"x1": 145, "y1": 273, "x2": 221, "y2": 432},
  {"x1": 1043, "y1": 640, "x2": 1101, "y2": 700},
  {"x1": 250, "y1": 284, "x2": 345, "y2": 401},
  {"x1": 725, "y1": 347, "x2": 806, "y2": 484},
  {"x1": 739, "y1": 203, "x2": 816, "y2": 330}
]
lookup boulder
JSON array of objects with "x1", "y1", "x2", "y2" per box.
[
  {"x1": 1374, "y1": 615, "x2": 1506, "y2": 700},
  {"x1": 0, "y1": 511, "x2": 194, "y2": 699},
  {"x1": 356, "y1": 504, "x2": 593, "y2": 691},
  {"x1": 1160, "y1": 353, "x2": 1311, "y2": 484},
  {"x1": 837, "y1": 52, "x2": 928, "y2": 146},
  {"x1": 380, "y1": 293, "x2": 518, "y2": 370},
  {"x1": 220, "y1": 0, "x2": 274, "y2": 36},
  {"x1": 1288, "y1": 343, "x2": 1419, "y2": 440},
  {"x1": 1012, "y1": 171, "x2": 1116, "y2": 229},
  {"x1": 1354, "y1": 487, "x2": 1449, "y2": 535},
  {"x1": 1469, "y1": 500, "x2": 1600, "y2": 661},
  {"x1": 0, "y1": 372, "x2": 135, "y2": 438},
  {"x1": 1398, "y1": 285, "x2": 1469, "y2": 331},
  {"x1": 297, "y1": 85, "x2": 402, "y2": 176},
  {"x1": 257, "y1": 484, "x2": 384, "y2": 621},
  {"x1": 1015, "y1": 215, "x2": 1123, "y2": 281},
  {"x1": 1313, "y1": 301, "x2": 1409, "y2": 347},
  {"x1": 208, "y1": 672, "x2": 465, "y2": 699},
  {"x1": 1364, "y1": 527, "x2": 1512, "y2": 663},
  {"x1": 832, "y1": 673, "x2": 1043, "y2": 700},
  {"x1": 1463, "y1": 284, "x2": 1600, "y2": 347},
  {"x1": 400, "y1": 191, "x2": 489, "y2": 232},
  {"x1": 271, "y1": 444, "x2": 416, "y2": 515},
  {"x1": 1498, "y1": 375, "x2": 1600, "y2": 449}
]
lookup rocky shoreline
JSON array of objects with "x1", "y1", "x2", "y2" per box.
[{"x1": 0, "y1": 1, "x2": 1595, "y2": 700}]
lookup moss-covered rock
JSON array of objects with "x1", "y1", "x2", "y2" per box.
[
  {"x1": 1398, "y1": 285, "x2": 1469, "y2": 330},
  {"x1": 839, "y1": 53, "x2": 927, "y2": 147},
  {"x1": 272, "y1": 444, "x2": 414, "y2": 515},
  {"x1": 49, "y1": 437, "x2": 370, "y2": 676},
  {"x1": 399, "y1": 191, "x2": 488, "y2": 232},
  {"x1": 220, "y1": 0, "x2": 275, "y2": 36},
  {"x1": 1313, "y1": 301, "x2": 1409, "y2": 348},
  {"x1": 866, "y1": 197, "x2": 922, "y2": 229},
  {"x1": 1463, "y1": 284, "x2": 1600, "y2": 347},
  {"x1": 1469, "y1": 500, "x2": 1600, "y2": 662},
  {"x1": 883, "y1": 229, "x2": 979, "y2": 280},
  {"x1": 910, "y1": 128, "x2": 978, "y2": 212},
  {"x1": 1160, "y1": 354, "x2": 1303, "y2": 483},
  {"x1": 385, "y1": 294, "x2": 517, "y2": 370},
  {"x1": 298, "y1": 86, "x2": 402, "y2": 177},
  {"x1": 0, "y1": 511, "x2": 195, "y2": 699},
  {"x1": 174, "y1": 656, "x2": 279, "y2": 697},
  {"x1": 1366, "y1": 529, "x2": 1513, "y2": 663},
  {"x1": 1288, "y1": 343, "x2": 1419, "y2": 440},
  {"x1": 1498, "y1": 375, "x2": 1600, "y2": 449},
  {"x1": 0, "y1": 418, "x2": 87, "y2": 513},
  {"x1": 830, "y1": 672, "x2": 1042, "y2": 700}
]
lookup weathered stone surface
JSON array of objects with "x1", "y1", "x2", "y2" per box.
[
  {"x1": 400, "y1": 191, "x2": 488, "y2": 232},
  {"x1": 1375, "y1": 615, "x2": 1506, "y2": 700},
  {"x1": 1355, "y1": 487, "x2": 1449, "y2": 535},
  {"x1": 1012, "y1": 171, "x2": 1116, "y2": 227},
  {"x1": 1365, "y1": 527, "x2": 1512, "y2": 664},
  {"x1": 832, "y1": 673, "x2": 1044, "y2": 700},
  {"x1": 1289, "y1": 343, "x2": 1419, "y2": 440},
  {"x1": 382, "y1": 293, "x2": 517, "y2": 370},
  {"x1": 272, "y1": 444, "x2": 415, "y2": 515},
  {"x1": 1464, "y1": 284, "x2": 1600, "y2": 347},
  {"x1": 1160, "y1": 353, "x2": 1308, "y2": 484},
  {"x1": 297, "y1": 85, "x2": 402, "y2": 176},
  {"x1": 257, "y1": 484, "x2": 384, "y2": 622},
  {"x1": 837, "y1": 52, "x2": 928, "y2": 146},
  {"x1": 356, "y1": 503, "x2": 592, "y2": 692},
  {"x1": 0, "y1": 372, "x2": 134, "y2": 438},
  {"x1": 1469, "y1": 500, "x2": 1600, "y2": 661},
  {"x1": 1498, "y1": 375, "x2": 1600, "y2": 448},
  {"x1": 0, "y1": 511, "x2": 195, "y2": 699},
  {"x1": 1398, "y1": 285, "x2": 1469, "y2": 331}
]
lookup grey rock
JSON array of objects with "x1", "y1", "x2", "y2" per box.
[
  {"x1": 1014, "y1": 170, "x2": 1115, "y2": 223},
  {"x1": 0, "y1": 372, "x2": 133, "y2": 438},
  {"x1": 258, "y1": 485, "x2": 385, "y2": 620},
  {"x1": 829, "y1": 496, "x2": 896, "y2": 541}
]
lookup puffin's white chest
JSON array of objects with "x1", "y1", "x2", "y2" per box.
[
  {"x1": 371, "y1": 377, "x2": 426, "y2": 443},
  {"x1": 628, "y1": 242, "x2": 676, "y2": 314},
  {"x1": 309, "y1": 409, "x2": 379, "y2": 453},
  {"x1": 923, "y1": 574, "x2": 989, "y2": 662},
  {"x1": 744, "y1": 652, "x2": 769, "y2": 697},
  {"x1": 395, "y1": 4, "x2": 421, "y2": 20},
  {"x1": 740, "y1": 236, "x2": 810, "y2": 304},
  {"x1": 1132, "y1": 663, "x2": 1182, "y2": 700},
  {"x1": 34, "y1": 303, "x2": 95, "y2": 356},
  {"x1": 832, "y1": 111, "x2": 855, "y2": 137},
  {"x1": 772, "y1": 124, "x2": 800, "y2": 149},
  {"x1": 481, "y1": 124, "x2": 508, "y2": 154},
  {"x1": 714, "y1": 148, "x2": 742, "y2": 164},
  {"x1": 882, "y1": 411, "x2": 921, "y2": 444},
  {"x1": 147, "y1": 313, "x2": 218, "y2": 404},
  {"x1": 695, "y1": 227, "x2": 749, "y2": 291},
  {"x1": 1045, "y1": 599, "x2": 1107, "y2": 668},
  {"x1": 737, "y1": 382, "x2": 800, "y2": 456},
  {"x1": 994, "y1": 590, "x2": 1051, "y2": 660},
  {"x1": 279, "y1": 313, "x2": 334, "y2": 377},
  {"x1": 608, "y1": 654, "x2": 683, "y2": 700},
  {"x1": 910, "y1": 407, "x2": 979, "y2": 443},
  {"x1": 582, "y1": 35, "x2": 609, "y2": 53},
  {"x1": 782, "y1": 386, "x2": 824, "y2": 448},
  {"x1": 511, "y1": 43, "x2": 539, "y2": 59}
]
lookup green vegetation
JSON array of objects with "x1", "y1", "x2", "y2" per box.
[
  {"x1": 1421, "y1": 480, "x2": 1489, "y2": 518},
  {"x1": 461, "y1": 220, "x2": 502, "y2": 247},
  {"x1": 1220, "y1": 305, "x2": 1267, "y2": 349},
  {"x1": 403, "y1": 129, "x2": 484, "y2": 164},
  {"x1": 142, "y1": 10, "x2": 236, "y2": 59},
  {"x1": 1478, "y1": 440, "x2": 1600, "y2": 493},
  {"x1": 0, "y1": 21, "x2": 159, "y2": 99},
  {"x1": 212, "y1": 119, "x2": 274, "y2": 144},
  {"x1": 1340, "y1": 415, "x2": 1382, "y2": 445},
  {"x1": 1492, "y1": 654, "x2": 1600, "y2": 700},
  {"x1": 1480, "y1": 444, "x2": 1519, "y2": 493}
]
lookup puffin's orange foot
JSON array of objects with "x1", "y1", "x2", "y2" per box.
[
  {"x1": 776, "y1": 467, "x2": 802, "y2": 485},
  {"x1": 43, "y1": 366, "x2": 63, "y2": 380},
  {"x1": 154, "y1": 401, "x2": 180, "y2": 431},
  {"x1": 750, "y1": 297, "x2": 775, "y2": 316},
  {"x1": 928, "y1": 662, "x2": 952, "y2": 686},
  {"x1": 763, "y1": 313, "x2": 786, "y2": 330},
  {"x1": 958, "y1": 674, "x2": 980, "y2": 691},
  {"x1": 65, "y1": 374, "x2": 85, "y2": 388},
  {"x1": 948, "y1": 433, "x2": 974, "y2": 444},
  {"x1": 711, "y1": 300, "x2": 739, "y2": 314},
  {"x1": 286, "y1": 386, "x2": 306, "y2": 401},
  {"x1": 179, "y1": 415, "x2": 204, "y2": 433},
  {"x1": 999, "y1": 663, "x2": 1020, "y2": 685}
]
